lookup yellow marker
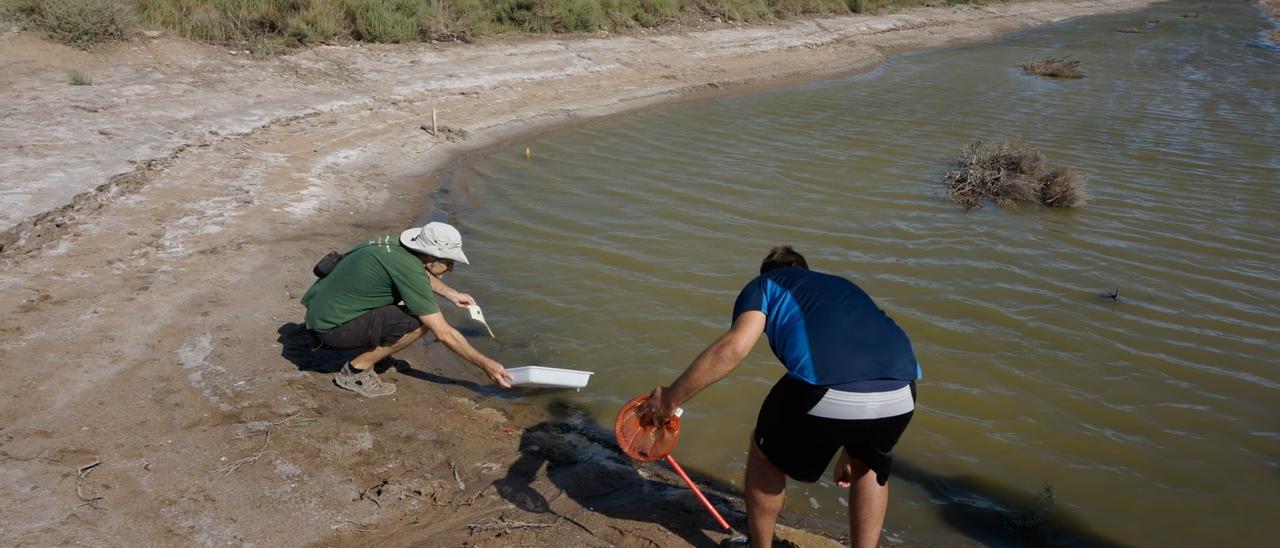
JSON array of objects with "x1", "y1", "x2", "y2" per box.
[{"x1": 525, "y1": 146, "x2": 531, "y2": 159}]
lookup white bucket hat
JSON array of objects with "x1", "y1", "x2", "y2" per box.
[{"x1": 400, "y1": 222, "x2": 470, "y2": 264}]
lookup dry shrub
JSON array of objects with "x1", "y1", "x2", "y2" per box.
[
  {"x1": 945, "y1": 139, "x2": 1041, "y2": 209},
  {"x1": 348, "y1": 0, "x2": 420, "y2": 43},
  {"x1": 1038, "y1": 167, "x2": 1088, "y2": 208},
  {"x1": 944, "y1": 139, "x2": 1088, "y2": 210},
  {"x1": 11, "y1": 0, "x2": 135, "y2": 48},
  {"x1": 420, "y1": 0, "x2": 488, "y2": 41},
  {"x1": 288, "y1": 1, "x2": 348, "y2": 44},
  {"x1": 1020, "y1": 56, "x2": 1084, "y2": 79}
]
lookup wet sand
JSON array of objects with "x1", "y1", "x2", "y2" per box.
[{"x1": 0, "y1": 1, "x2": 1156, "y2": 545}]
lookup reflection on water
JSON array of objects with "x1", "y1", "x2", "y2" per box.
[{"x1": 435, "y1": 0, "x2": 1280, "y2": 544}]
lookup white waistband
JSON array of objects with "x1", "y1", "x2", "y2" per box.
[{"x1": 806, "y1": 385, "x2": 914, "y2": 420}]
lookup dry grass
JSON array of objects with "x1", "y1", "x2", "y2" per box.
[
  {"x1": 1020, "y1": 56, "x2": 1084, "y2": 79},
  {"x1": 1037, "y1": 167, "x2": 1088, "y2": 208},
  {"x1": 944, "y1": 139, "x2": 1088, "y2": 210}
]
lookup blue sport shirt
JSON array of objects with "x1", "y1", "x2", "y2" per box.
[{"x1": 733, "y1": 267, "x2": 921, "y2": 385}]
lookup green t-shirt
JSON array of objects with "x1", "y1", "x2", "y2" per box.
[{"x1": 302, "y1": 235, "x2": 440, "y2": 332}]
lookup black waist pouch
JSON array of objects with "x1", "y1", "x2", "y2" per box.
[{"x1": 313, "y1": 251, "x2": 345, "y2": 278}]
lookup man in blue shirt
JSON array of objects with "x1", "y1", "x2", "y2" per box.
[{"x1": 639, "y1": 246, "x2": 920, "y2": 548}]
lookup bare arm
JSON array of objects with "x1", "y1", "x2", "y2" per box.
[
  {"x1": 638, "y1": 311, "x2": 766, "y2": 423},
  {"x1": 428, "y1": 272, "x2": 474, "y2": 308},
  {"x1": 418, "y1": 313, "x2": 511, "y2": 388}
]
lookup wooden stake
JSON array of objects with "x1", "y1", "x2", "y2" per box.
[{"x1": 432, "y1": 108, "x2": 438, "y2": 136}]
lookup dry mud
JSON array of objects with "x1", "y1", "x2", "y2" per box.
[{"x1": 0, "y1": 1, "x2": 1154, "y2": 545}]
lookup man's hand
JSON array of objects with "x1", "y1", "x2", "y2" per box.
[
  {"x1": 428, "y1": 272, "x2": 474, "y2": 308},
  {"x1": 449, "y1": 292, "x2": 476, "y2": 308},
  {"x1": 636, "y1": 386, "x2": 679, "y2": 427},
  {"x1": 634, "y1": 312, "x2": 764, "y2": 429},
  {"x1": 418, "y1": 312, "x2": 510, "y2": 389},
  {"x1": 482, "y1": 361, "x2": 513, "y2": 389},
  {"x1": 834, "y1": 450, "x2": 854, "y2": 488}
]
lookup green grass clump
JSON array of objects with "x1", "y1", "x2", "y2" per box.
[
  {"x1": 695, "y1": 0, "x2": 772, "y2": 22},
  {"x1": 69, "y1": 70, "x2": 93, "y2": 85},
  {"x1": 420, "y1": 0, "x2": 488, "y2": 41},
  {"x1": 135, "y1": 0, "x2": 292, "y2": 44},
  {"x1": 347, "y1": 0, "x2": 421, "y2": 42},
  {"x1": 4, "y1": 0, "x2": 998, "y2": 49},
  {"x1": 488, "y1": 0, "x2": 611, "y2": 33},
  {"x1": 288, "y1": 1, "x2": 348, "y2": 43},
  {"x1": 770, "y1": 0, "x2": 848, "y2": 18},
  {"x1": 602, "y1": 0, "x2": 681, "y2": 28},
  {"x1": 3, "y1": 0, "x2": 135, "y2": 48}
]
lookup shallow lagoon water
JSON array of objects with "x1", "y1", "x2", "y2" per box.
[{"x1": 433, "y1": 1, "x2": 1279, "y2": 544}]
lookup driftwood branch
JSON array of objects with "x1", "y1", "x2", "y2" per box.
[
  {"x1": 234, "y1": 412, "x2": 305, "y2": 438},
  {"x1": 451, "y1": 461, "x2": 466, "y2": 490},
  {"x1": 334, "y1": 519, "x2": 379, "y2": 532},
  {"x1": 217, "y1": 411, "x2": 309, "y2": 475},
  {"x1": 356, "y1": 479, "x2": 389, "y2": 508},
  {"x1": 75, "y1": 458, "x2": 103, "y2": 503},
  {"x1": 466, "y1": 517, "x2": 555, "y2": 533},
  {"x1": 67, "y1": 458, "x2": 106, "y2": 516},
  {"x1": 431, "y1": 485, "x2": 488, "y2": 507},
  {"x1": 216, "y1": 431, "x2": 272, "y2": 475}
]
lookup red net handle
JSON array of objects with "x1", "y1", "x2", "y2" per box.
[{"x1": 614, "y1": 395, "x2": 681, "y2": 461}]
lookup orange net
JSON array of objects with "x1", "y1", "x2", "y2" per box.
[{"x1": 614, "y1": 395, "x2": 681, "y2": 461}]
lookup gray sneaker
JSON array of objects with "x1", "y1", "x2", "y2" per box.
[{"x1": 334, "y1": 362, "x2": 397, "y2": 397}]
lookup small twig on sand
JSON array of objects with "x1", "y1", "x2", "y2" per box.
[
  {"x1": 235, "y1": 412, "x2": 306, "y2": 438},
  {"x1": 76, "y1": 458, "x2": 103, "y2": 503},
  {"x1": 69, "y1": 458, "x2": 106, "y2": 515},
  {"x1": 451, "y1": 461, "x2": 466, "y2": 491},
  {"x1": 430, "y1": 486, "x2": 487, "y2": 507},
  {"x1": 334, "y1": 519, "x2": 379, "y2": 532},
  {"x1": 466, "y1": 517, "x2": 555, "y2": 533},
  {"x1": 357, "y1": 479, "x2": 389, "y2": 508},
  {"x1": 268, "y1": 412, "x2": 305, "y2": 427},
  {"x1": 464, "y1": 485, "x2": 488, "y2": 505},
  {"x1": 216, "y1": 431, "x2": 272, "y2": 475}
]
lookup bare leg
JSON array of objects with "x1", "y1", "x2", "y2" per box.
[
  {"x1": 349, "y1": 326, "x2": 426, "y2": 370},
  {"x1": 745, "y1": 438, "x2": 786, "y2": 548},
  {"x1": 837, "y1": 452, "x2": 888, "y2": 548}
]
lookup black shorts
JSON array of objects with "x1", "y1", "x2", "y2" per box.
[
  {"x1": 754, "y1": 375, "x2": 915, "y2": 486},
  {"x1": 316, "y1": 305, "x2": 421, "y2": 350}
]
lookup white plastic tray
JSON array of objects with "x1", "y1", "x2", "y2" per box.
[{"x1": 506, "y1": 366, "x2": 594, "y2": 388}]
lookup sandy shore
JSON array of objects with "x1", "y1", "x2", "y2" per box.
[{"x1": 0, "y1": 1, "x2": 1156, "y2": 545}]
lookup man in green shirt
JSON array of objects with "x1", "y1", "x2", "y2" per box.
[{"x1": 302, "y1": 222, "x2": 512, "y2": 397}]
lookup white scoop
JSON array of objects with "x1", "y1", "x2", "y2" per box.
[{"x1": 467, "y1": 304, "x2": 496, "y2": 338}]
